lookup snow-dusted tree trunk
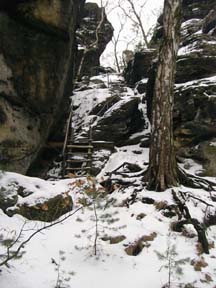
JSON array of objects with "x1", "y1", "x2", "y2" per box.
[{"x1": 147, "y1": 0, "x2": 182, "y2": 191}]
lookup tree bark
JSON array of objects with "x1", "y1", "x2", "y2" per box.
[{"x1": 146, "y1": 0, "x2": 182, "y2": 191}]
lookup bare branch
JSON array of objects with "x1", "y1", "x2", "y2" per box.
[
  {"x1": 126, "y1": 0, "x2": 149, "y2": 48},
  {"x1": 117, "y1": 0, "x2": 150, "y2": 48},
  {"x1": 93, "y1": 201, "x2": 98, "y2": 256},
  {"x1": 0, "y1": 206, "x2": 84, "y2": 267},
  {"x1": 118, "y1": 0, "x2": 139, "y2": 26}
]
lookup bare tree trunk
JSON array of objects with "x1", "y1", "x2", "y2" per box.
[
  {"x1": 146, "y1": 0, "x2": 182, "y2": 191},
  {"x1": 112, "y1": 19, "x2": 125, "y2": 73},
  {"x1": 113, "y1": 38, "x2": 121, "y2": 73}
]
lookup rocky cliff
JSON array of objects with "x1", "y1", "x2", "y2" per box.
[
  {"x1": 124, "y1": 0, "x2": 216, "y2": 176},
  {"x1": 76, "y1": 2, "x2": 113, "y2": 79},
  {"x1": 0, "y1": 0, "x2": 85, "y2": 174},
  {"x1": 174, "y1": 1, "x2": 216, "y2": 175}
]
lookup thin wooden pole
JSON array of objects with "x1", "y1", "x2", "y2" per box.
[{"x1": 62, "y1": 103, "x2": 73, "y2": 178}]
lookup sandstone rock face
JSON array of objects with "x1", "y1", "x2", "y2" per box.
[
  {"x1": 92, "y1": 96, "x2": 144, "y2": 145},
  {"x1": 174, "y1": 77, "x2": 216, "y2": 147},
  {"x1": 70, "y1": 74, "x2": 145, "y2": 176},
  {"x1": 173, "y1": 3, "x2": 216, "y2": 170},
  {"x1": 73, "y1": 75, "x2": 145, "y2": 147},
  {"x1": 170, "y1": 3, "x2": 216, "y2": 175},
  {"x1": 0, "y1": 0, "x2": 85, "y2": 174},
  {"x1": 176, "y1": 18, "x2": 216, "y2": 83},
  {"x1": 182, "y1": 0, "x2": 216, "y2": 21},
  {"x1": 123, "y1": 50, "x2": 157, "y2": 87},
  {"x1": 124, "y1": 0, "x2": 216, "y2": 176},
  {"x1": 76, "y1": 2, "x2": 113, "y2": 78}
]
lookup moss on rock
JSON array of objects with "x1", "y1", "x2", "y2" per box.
[{"x1": 7, "y1": 193, "x2": 73, "y2": 222}]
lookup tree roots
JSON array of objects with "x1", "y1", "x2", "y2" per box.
[
  {"x1": 177, "y1": 168, "x2": 216, "y2": 191},
  {"x1": 172, "y1": 190, "x2": 209, "y2": 254}
]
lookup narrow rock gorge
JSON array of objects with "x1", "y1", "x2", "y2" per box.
[{"x1": 0, "y1": 0, "x2": 114, "y2": 175}]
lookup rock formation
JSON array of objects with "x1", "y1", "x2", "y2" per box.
[
  {"x1": 123, "y1": 0, "x2": 216, "y2": 176},
  {"x1": 76, "y1": 2, "x2": 113, "y2": 79},
  {"x1": 0, "y1": 0, "x2": 85, "y2": 174},
  {"x1": 173, "y1": 1, "x2": 216, "y2": 176},
  {"x1": 0, "y1": 1, "x2": 114, "y2": 175},
  {"x1": 123, "y1": 50, "x2": 157, "y2": 87},
  {"x1": 0, "y1": 172, "x2": 73, "y2": 222}
]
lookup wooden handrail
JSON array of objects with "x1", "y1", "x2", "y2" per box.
[
  {"x1": 62, "y1": 104, "x2": 73, "y2": 157},
  {"x1": 62, "y1": 103, "x2": 74, "y2": 177}
]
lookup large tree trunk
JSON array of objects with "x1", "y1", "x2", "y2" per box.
[{"x1": 146, "y1": 0, "x2": 182, "y2": 191}]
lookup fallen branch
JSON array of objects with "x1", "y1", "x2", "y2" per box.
[
  {"x1": 113, "y1": 170, "x2": 144, "y2": 178},
  {"x1": 0, "y1": 206, "x2": 84, "y2": 267},
  {"x1": 110, "y1": 178, "x2": 138, "y2": 186},
  {"x1": 106, "y1": 162, "x2": 143, "y2": 176}
]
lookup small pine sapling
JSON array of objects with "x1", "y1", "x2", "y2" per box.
[{"x1": 155, "y1": 232, "x2": 189, "y2": 288}]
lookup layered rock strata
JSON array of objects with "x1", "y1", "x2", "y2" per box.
[{"x1": 0, "y1": 0, "x2": 85, "y2": 173}]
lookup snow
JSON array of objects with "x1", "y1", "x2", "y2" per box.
[
  {"x1": 178, "y1": 37, "x2": 216, "y2": 56},
  {"x1": 1, "y1": 74, "x2": 216, "y2": 288},
  {"x1": 178, "y1": 43, "x2": 202, "y2": 56},
  {"x1": 175, "y1": 75, "x2": 216, "y2": 89},
  {"x1": 72, "y1": 73, "x2": 140, "y2": 139},
  {"x1": 1, "y1": 166, "x2": 216, "y2": 288},
  {"x1": 91, "y1": 73, "x2": 124, "y2": 84},
  {"x1": 181, "y1": 19, "x2": 201, "y2": 29}
]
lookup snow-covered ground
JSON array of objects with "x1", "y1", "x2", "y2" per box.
[
  {"x1": 1, "y1": 160, "x2": 216, "y2": 288},
  {"x1": 1, "y1": 74, "x2": 216, "y2": 288}
]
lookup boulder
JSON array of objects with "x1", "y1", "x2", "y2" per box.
[
  {"x1": 123, "y1": 49, "x2": 157, "y2": 87},
  {"x1": 73, "y1": 75, "x2": 146, "y2": 148},
  {"x1": 174, "y1": 77, "x2": 216, "y2": 146},
  {"x1": 7, "y1": 193, "x2": 73, "y2": 222},
  {"x1": 92, "y1": 96, "x2": 145, "y2": 146},
  {"x1": 0, "y1": 0, "x2": 85, "y2": 174}
]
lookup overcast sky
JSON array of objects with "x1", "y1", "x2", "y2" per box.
[{"x1": 86, "y1": 0, "x2": 164, "y2": 67}]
